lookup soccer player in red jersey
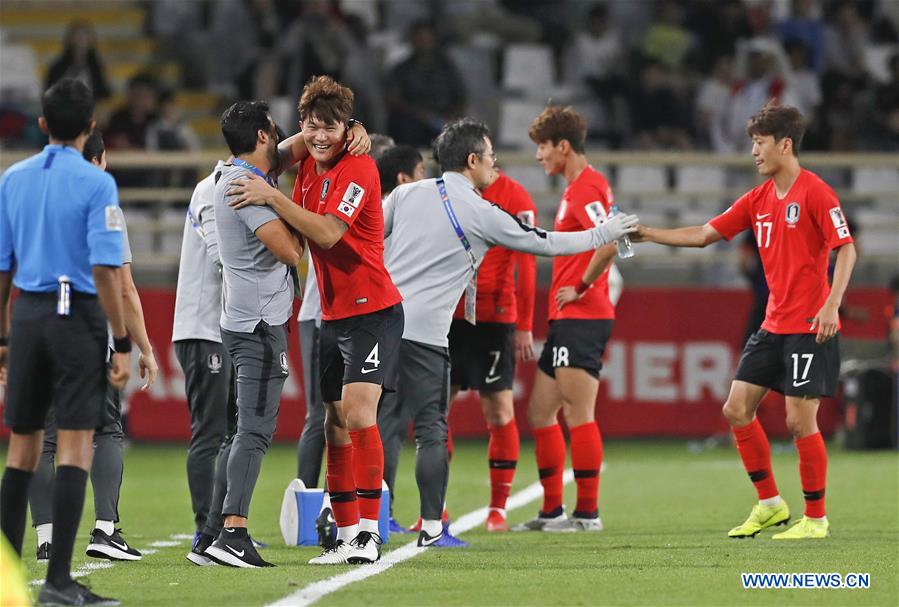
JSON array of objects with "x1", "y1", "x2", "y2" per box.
[
  {"x1": 514, "y1": 106, "x2": 620, "y2": 533},
  {"x1": 448, "y1": 169, "x2": 537, "y2": 532},
  {"x1": 633, "y1": 103, "x2": 856, "y2": 540},
  {"x1": 229, "y1": 76, "x2": 403, "y2": 563}
]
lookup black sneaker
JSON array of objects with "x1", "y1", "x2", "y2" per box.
[
  {"x1": 205, "y1": 529, "x2": 275, "y2": 568},
  {"x1": 86, "y1": 528, "x2": 142, "y2": 561},
  {"x1": 37, "y1": 578, "x2": 119, "y2": 605},
  {"x1": 417, "y1": 528, "x2": 443, "y2": 547},
  {"x1": 316, "y1": 507, "x2": 336, "y2": 549},
  {"x1": 186, "y1": 532, "x2": 216, "y2": 566},
  {"x1": 347, "y1": 530, "x2": 382, "y2": 564},
  {"x1": 36, "y1": 541, "x2": 51, "y2": 563}
]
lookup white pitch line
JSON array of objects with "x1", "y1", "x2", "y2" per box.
[
  {"x1": 29, "y1": 533, "x2": 188, "y2": 586},
  {"x1": 267, "y1": 469, "x2": 575, "y2": 607}
]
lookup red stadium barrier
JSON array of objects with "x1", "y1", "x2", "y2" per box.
[{"x1": 0, "y1": 287, "x2": 890, "y2": 441}]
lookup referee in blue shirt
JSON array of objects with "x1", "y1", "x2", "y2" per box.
[{"x1": 0, "y1": 78, "x2": 130, "y2": 606}]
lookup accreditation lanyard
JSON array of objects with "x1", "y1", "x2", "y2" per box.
[
  {"x1": 436, "y1": 177, "x2": 478, "y2": 325},
  {"x1": 231, "y1": 158, "x2": 276, "y2": 186}
]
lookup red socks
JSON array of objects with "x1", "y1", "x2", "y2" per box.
[
  {"x1": 348, "y1": 425, "x2": 384, "y2": 521},
  {"x1": 731, "y1": 418, "x2": 779, "y2": 500},
  {"x1": 326, "y1": 442, "x2": 358, "y2": 528},
  {"x1": 796, "y1": 432, "x2": 827, "y2": 518},
  {"x1": 569, "y1": 422, "x2": 602, "y2": 516},
  {"x1": 488, "y1": 420, "x2": 520, "y2": 510},
  {"x1": 533, "y1": 424, "x2": 565, "y2": 515}
]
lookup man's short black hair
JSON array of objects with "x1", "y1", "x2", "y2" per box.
[
  {"x1": 377, "y1": 145, "x2": 423, "y2": 196},
  {"x1": 42, "y1": 77, "x2": 94, "y2": 140},
  {"x1": 432, "y1": 119, "x2": 490, "y2": 173},
  {"x1": 82, "y1": 129, "x2": 105, "y2": 164},
  {"x1": 220, "y1": 100, "x2": 273, "y2": 157}
]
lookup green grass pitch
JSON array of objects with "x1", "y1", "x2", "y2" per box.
[{"x1": 3, "y1": 439, "x2": 897, "y2": 606}]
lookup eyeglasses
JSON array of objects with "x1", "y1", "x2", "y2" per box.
[{"x1": 481, "y1": 151, "x2": 497, "y2": 163}]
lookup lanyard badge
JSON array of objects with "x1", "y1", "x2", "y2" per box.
[{"x1": 436, "y1": 178, "x2": 478, "y2": 325}]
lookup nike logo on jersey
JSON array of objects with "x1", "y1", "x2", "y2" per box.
[
  {"x1": 226, "y1": 545, "x2": 245, "y2": 557},
  {"x1": 360, "y1": 367, "x2": 378, "y2": 374},
  {"x1": 756, "y1": 213, "x2": 771, "y2": 219},
  {"x1": 110, "y1": 540, "x2": 130, "y2": 551},
  {"x1": 484, "y1": 375, "x2": 501, "y2": 384},
  {"x1": 792, "y1": 380, "x2": 811, "y2": 387},
  {"x1": 225, "y1": 528, "x2": 236, "y2": 533}
]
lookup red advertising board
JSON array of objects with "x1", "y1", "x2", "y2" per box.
[{"x1": 1, "y1": 288, "x2": 891, "y2": 441}]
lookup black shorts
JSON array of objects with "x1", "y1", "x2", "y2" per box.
[
  {"x1": 537, "y1": 319, "x2": 613, "y2": 379},
  {"x1": 4, "y1": 292, "x2": 109, "y2": 432},
  {"x1": 449, "y1": 319, "x2": 515, "y2": 392},
  {"x1": 735, "y1": 329, "x2": 840, "y2": 397},
  {"x1": 320, "y1": 303, "x2": 404, "y2": 403}
]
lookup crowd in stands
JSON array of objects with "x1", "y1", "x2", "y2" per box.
[{"x1": 1, "y1": 0, "x2": 897, "y2": 153}]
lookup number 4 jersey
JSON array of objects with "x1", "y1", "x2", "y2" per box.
[{"x1": 709, "y1": 169, "x2": 853, "y2": 334}]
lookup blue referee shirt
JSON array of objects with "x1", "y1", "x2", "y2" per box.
[{"x1": 0, "y1": 144, "x2": 123, "y2": 294}]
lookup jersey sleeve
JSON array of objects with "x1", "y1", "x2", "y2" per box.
[
  {"x1": 0, "y1": 174, "x2": 14, "y2": 272},
  {"x1": 324, "y1": 160, "x2": 377, "y2": 229},
  {"x1": 86, "y1": 174, "x2": 125, "y2": 267},
  {"x1": 511, "y1": 186, "x2": 537, "y2": 332},
  {"x1": 808, "y1": 181, "x2": 854, "y2": 249},
  {"x1": 709, "y1": 190, "x2": 753, "y2": 241},
  {"x1": 570, "y1": 184, "x2": 611, "y2": 230}
]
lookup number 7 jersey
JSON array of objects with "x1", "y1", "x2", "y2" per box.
[{"x1": 709, "y1": 169, "x2": 853, "y2": 334}]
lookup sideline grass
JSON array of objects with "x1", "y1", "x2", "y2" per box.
[{"x1": 2, "y1": 440, "x2": 897, "y2": 606}]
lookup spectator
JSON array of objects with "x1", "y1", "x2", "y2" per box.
[
  {"x1": 386, "y1": 19, "x2": 466, "y2": 146},
  {"x1": 824, "y1": 2, "x2": 870, "y2": 78},
  {"x1": 783, "y1": 38, "x2": 822, "y2": 120},
  {"x1": 44, "y1": 21, "x2": 111, "y2": 100},
  {"x1": 695, "y1": 55, "x2": 734, "y2": 149},
  {"x1": 628, "y1": 61, "x2": 690, "y2": 149},
  {"x1": 104, "y1": 74, "x2": 158, "y2": 149},
  {"x1": 778, "y1": 0, "x2": 826, "y2": 72},
  {"x1": 146, "y1": 89, "x2": 199, "y2": 152},
  {"x1": 864, "y1": 52, "x2": 899, "y2": 150},
  {"x1": 718, "y1": 39, "x2": 791, "y2": 152},
  {"x1": 642, "y1": 0, "x2": 693, "y2": 71},
  {"x1": 339, "y1": 15, "x2": 386, "y2": 133}
]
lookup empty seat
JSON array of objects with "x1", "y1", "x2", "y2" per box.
[
  {"x1": 498, "y1": 99, "x2": 545, "y2": 149},
  {"x1": 502, "y1": 44, "x2": 554, "y2": 94},
  {"x1": 616, "y1": 166, "x2": 667, "y2": 194},
  {"x1": 851, "y1": 168, "x2": 899, "y2": 194},
  {"x1": 121, "y1": 208, "x2": 156, "y2": 258},
  {"x1": 501, "y1": 164, "x2": 547, "y2": 193},
  {"x1": 674, "y1": 165, "x2": 726, "y2": 194}
]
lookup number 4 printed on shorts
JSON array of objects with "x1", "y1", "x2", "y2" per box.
[{"x1": 361, "y1": 343, "x2": 380, "y2": 374}]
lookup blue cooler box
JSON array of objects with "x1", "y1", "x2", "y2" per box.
[{"x1": 279, "y1": 479, "x2": 390, "y2": 546}]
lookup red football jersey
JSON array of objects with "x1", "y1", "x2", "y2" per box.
[
  {"x1": 548, "y1": 166, "x2": 616, "y2": 321},
  {"x1": 293, "y1": 154, "x2": 402, "y2": 321},
  {"x1": 452, "y1": 173, "x2": 537, "y2": 329},
  {"x1": 709, "y1": 169, "x2": 853, "y2": 334}
]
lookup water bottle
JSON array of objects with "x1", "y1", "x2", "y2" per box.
[{"x1": 609, "y1": 204, "x2": 635, "y2": 259}]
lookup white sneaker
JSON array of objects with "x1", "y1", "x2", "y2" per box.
[
  {"x1": 346, "y1": 531, "x2": 382, "y2": 564},
  {"x1": 511, "y1": 509, "x2": 567, "y2": 532},
  {"x1": 308, "y1": 540, "x2": 352, "y2": 565},
  {"x1": 543, "y1": 515, "x2": 603, "y2": 533}
]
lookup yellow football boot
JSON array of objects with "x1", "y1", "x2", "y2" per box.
[
  {"x1": 772, "y1": 516, "x2": 830, "y2": 540},
  {"x1": 728, "y1": 501, "x2": 791, "y2": 538}
]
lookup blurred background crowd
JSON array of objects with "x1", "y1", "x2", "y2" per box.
[{"x1": 1, "y1": 0, "x2": 898, "y2": 154}]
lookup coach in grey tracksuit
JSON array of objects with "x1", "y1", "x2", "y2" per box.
[
  {"x1": 295, "y1": 259, "x2": 326, "y2": 486},
  {"x1": 214, "y1": 159, "x2": 296, "y2": 526},
  {"x1": 379, "y1": 119, "x2": 638, "y2": 542},
  {"x1": 173, "y1": 160, "x2": 237, "y2": 537}
]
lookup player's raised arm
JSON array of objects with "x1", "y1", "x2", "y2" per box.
[{"x1": 632, "y1": 222, "x2": 723, "y2": 248}]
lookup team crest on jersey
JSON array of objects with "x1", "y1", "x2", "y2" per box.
[
  {"x1": 320, "y1": 178, "x2": 331, "y2": 201},
  {"x1": 785, "y1": 202, "x2": 801, "y2": 225},
  {"x1": 208, "y1": 353, "x2": 222, "y2": 374},
  {"x1": 280, "y1": 352, "x2": 289, "y2": 374}
]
